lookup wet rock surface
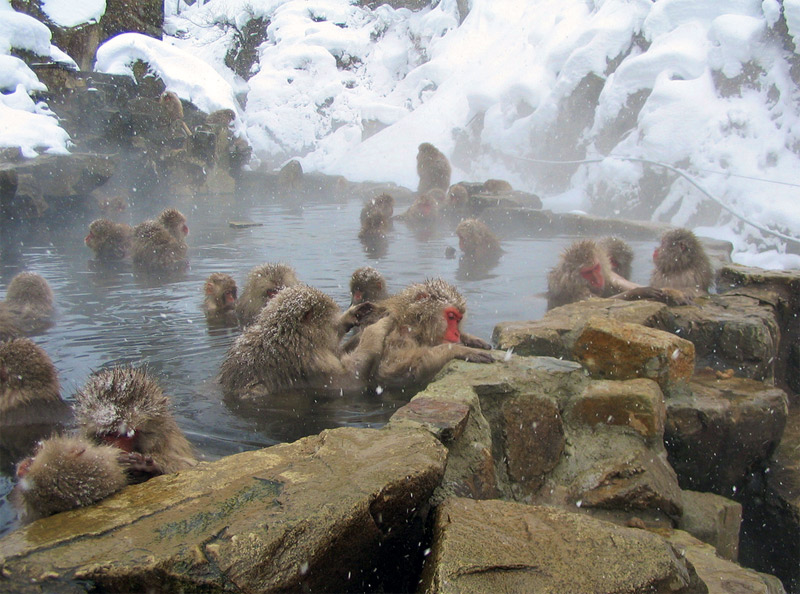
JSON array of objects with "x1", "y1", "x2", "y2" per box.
[
  {"x1": 0, "y1": 427, "x2": 446, "y2": 593},
  {"x1": 421, "y1": 497, "x2": 707, "y2": 594}
]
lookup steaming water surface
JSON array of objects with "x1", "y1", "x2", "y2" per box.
[{"x1": 0, "y1": 186, "x2": 658, "y2": 536}]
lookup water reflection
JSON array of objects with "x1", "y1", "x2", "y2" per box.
[{"x1": 0, "y1": 184, "x2": 659, "y2": 536}]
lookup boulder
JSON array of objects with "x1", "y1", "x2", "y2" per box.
[
  {"x1": 667, "y1": 531, "x2": 786, "y2": 594},
  {"x1": 572, "y1": 316, "x2": 696, "y2": 391},
  {"x1": 420, "y1": 497, "x2": 707, "y2": 594},
  {"x1": 664, "y1": 372, "x2": 788, "y2": 495},
  {"x1": 0, "y1": 427, "x2": 446, "y2": 593},
  {"x1": 679, "y1": 490, "x2": 742, "y2": 562},
  {"x1": 493, "y1": 298, "x2": 668, "y2": 359}
]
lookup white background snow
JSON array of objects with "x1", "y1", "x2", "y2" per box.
[{"x1": 2, "y1": 0, "x2": 800, "y2": 269}]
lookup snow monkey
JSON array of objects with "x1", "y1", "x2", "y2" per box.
[
  {"x1": 403, "y1": 188, "x2": 443, "y2": 223},
  {"x1": 75, "y1": 366, "x2": 197, "y2": 479},
  {"x1": 651, "y1": 228, "x2": 713, "y2": 296},
  {"x1": 599, "y1": 236, "x2": 634, "y2": 280},
  {"x1": 219, "y1": 284, "x2": 386, "y2": 401},
  {"x1": 131, "y1": 208, "x2": 189, "y2": 272},
  {"x1": 0, "y1": 338, "x2": 71, "y2": 474},
  {"x1": 455, "y1": 218, "x2": 502, "y2": 263},
  {"x1": 350, "y1": 266, "x2": 389, "y2": 306},
  {"x1": 236, "y1": 262, "x2": 300, "y2": 327},
  {"x1": 84, "y1": 218, "x2": 133, "y2": 262},
  {"x1": 0, "y1": 271, "x2": 55, "y2": 334},
  {"x1": 159, "y1": 90, "x2": 192, "y2": 136},
  {"x1": 373, "y1": 278, "x2": 494, "y2": 388},
  {"x1": 11, "y1": 435, "x2": 128, "y2": 522},
  {"x1": 359, "y1": 193, "x2": 394, "y2": 239},
  {"x1": 416, "y1": 142, "x2": 451, "y2": 194},
  {"x1": 203, "y1": 272, "x2": 238, "y2": 326}
]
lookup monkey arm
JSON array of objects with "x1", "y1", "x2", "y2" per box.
[
  {"x1": 341, "y1": 316, "x2": 392, "y2": 382},
  {"x1": 377, "y1": 342, "x2": 494, "y2": 388},
  {"x1": 336, "y1": 302, "x2": 378, "y2": 337},
  {"x1": 460, "y1": 332, "x2": 492, "y2": 350},
  {"x1": 612, "y1": 286, "x2": 694, "y2": 306},
  {"x1": 606, "y1": 270, "x2": 641, "y2": 293},
  {"x1": 118, "y1": 451, "x2": 164, "y2": 483}
]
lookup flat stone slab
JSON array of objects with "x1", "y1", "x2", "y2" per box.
[
  {"x1": 0, "y1": 427, "x2": 446, "y2": 593},
  {"x1": 421, "y1": 497, "x2": 706, "y2": 594}
]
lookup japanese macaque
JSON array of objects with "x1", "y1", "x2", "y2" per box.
[
  {"x1": 417, "y1": 143, "x2": 451, "y2": 194},
  {"x1": 455, "y1": 218, "x2": 502, "y2": 262},
  {"x1": 546, "y1": 240, "x2": 639, "y2": 310},
  {"x1": 219, "y1": 284, "x2": 386, "y2": 400},
  {"x1": 547, "y1": 239, "x2": 691, "y2": 310},
  {"x1": 350, "y1": 266, "x2": 389, "y2": 306},
  {"x1": 84, "y1": 218, "x2": 134, "y2": 262},
  {"x1": 599, "y1": 236, "x2": 634, "y2": 280},
  {"x1": 131, "y1": 208, "x2": 189, "y2": 272},
  {"x1": 372, "y1": 278, "x2": 494, "y2": 388},
  {"x1": 0, "y1": 338, "x2": 71, "y2": 474},
  {"x1": 0, "y1": 272, "x2": 55, "y2": 334},
  {"x1": 403, "y1": 188, "x2": 443, "y2": 222},
  {"x1": 0, "y1": 311, "x2": 21, "y2": 341},
  {"x1": 236, "y1": 262, "x2": 300, "y2": 327},
  {"x1": 203, "y1": 272, "x2": 238, "y2": 326},
  {"x1": 160, "y1": 91, "x2": 192, "y2": 137},
  {"x1": 359, "y1": 193, "x2": 394, "y2": 239},
  {"x1": 75, "y1": 366, "x2": 197, "y2": 478},
  {"x1": 651, "y1": 228, "x2": 713, "y2": 296},
  {"x1": 278, "y1": 159, "x2": 304, "y2": 189},
  {"x1": 11, "y1": 436, "x2": 128, "y2": 522}
]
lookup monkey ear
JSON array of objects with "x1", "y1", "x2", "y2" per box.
[
  {"x1": 204, "y1": 284, "x2": 214, "y2": 295},
  {"x1": 303, "y1": 310, "x2": 314, "y2": 323},
  {"x1": 414, "y1": 291, "x2": 430, "y2": 302}
]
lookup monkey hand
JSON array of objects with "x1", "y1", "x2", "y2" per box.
[
  {"x1": 118, "y1": 451, "x2": 164, "y2": 479},
  {"x1": 659, "y1": 288, "x2": 694, "y2": 306}
]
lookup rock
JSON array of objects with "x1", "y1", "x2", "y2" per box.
[
  {"x1": 493, "y1": 298, "x2": 668, "y2": 358},
  {"x1": 0, "y1": 427, "x2": 446, "y2": 593},
  {"x1": 664, "y1": 371, "x2": 788, "y2": 495},
  {"x1": 0, "y1": 154, "x2": 116, "y2": 220},
  {"x1": 653, "y1": 293, "x2": 779, "y2": 383},
  {"x1": 392, "y1": 396, "x2": 471, "y2": 443},
  {"x1": 567, "y1": 378, "x2": 666, "y2": 444},
  {"x1": 667, "y1": 531, "x2": 786, "y2": 594},
  {"x1": 572, "y1": 316, "x2": 695, "y2": 391},
  {"x1": 679, "y1": 490, "x2": 742, "y2": 562},
  {"x1": 743, "y1": 406, "x2": 800, "y2": 593},
  {"x1": 420, "y1": 497, "x2": 707, "y2": 594},
  {"x1": 481, "y1": 207, "x2": 670, "y2": 238}
]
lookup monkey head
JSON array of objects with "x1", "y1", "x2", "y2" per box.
[
  {"x1": 205, "y1": 273, "x2": 237, "y2": 311},
  {"x1": 350, "y1": 266, "x2": 387, "y2": 305},
  {"x1": 6, "y1": 272, "x2": 53, "y2": 307},
  {"x1": 653, "y1": 228, "x2": 700, "y2": 272},
  {"x1": 75, "y1": 366, "x2": 171, "y2": 454},
  {"x1": 158, "y1": 208, "x2": 189, "y2": 238},
  {"x1": 564, "y1": 240, "x2": 611, "y2": 294},
  {"x1": 392, "y1": 278, "x2": 467, "y2": 346}
]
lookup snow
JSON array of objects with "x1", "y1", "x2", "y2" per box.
[
  {"x1": 1, "y1": 0, "x2": 800, "y2": 268},
  {"x1": 42, "y1": 0, "x2": 106, "y2": 28}
]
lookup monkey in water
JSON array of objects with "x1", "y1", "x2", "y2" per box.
[
  {"x1": 219, "y1": 284, "x2": 385, "y2": 401},
  {"x1": 372, "y1": 278, "x2": 494, "y2": 389},
  {"x1": 455, "y1": 218, "x2": 502, "y2": 264},
  {"x1": 1, "y1": 338, "x2": 71, "y2": 474},
  {"x1": 236, "y1": 262, "x2": 300, "y2": 327},
  {"x1": 650, "y1": 228, "x2": 713, "y2": 296},
  {"x1": 359, "y1": 193, "x2": 394, "y2": 239},
  {"x1": 350, "y1": 266, "x2": 389, "y2": 306},
  {"x1": 75, "y1": 366, "x2": 197, "y2": 479},
  {"x1": 131, "y1": 208, "x2": 189, "y2": 272},
  {"x1": 11, "y1": 435, "x2": 129, "y2": 522},
  {"x1": 85, "y1": 218, "x2": 134, "y2": 262},
  {"x1": 417, "y1": 142, "x2": 452, "y2": 194},
  {"x1": 0, "y1": 272, "x2": 55, "y2": 334},
  {"x1": 203, "y1": 272, "x2": 238, "y2": 326},
  {"x1": 598, "y1": 236, "x2": 634, "y2": 280}
]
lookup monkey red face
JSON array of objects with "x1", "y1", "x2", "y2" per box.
[
  {"x1": 84, "y1": 232, "x2": 93, "y2": 245},
  {"x1": 15, "y1": 456, "x2": 33, "y2": 478},
  {"x1": 181, "y1": 223, "x2": 189, "y2": 237},
  {"x1": 443, "y1": 306, "x2": 462, "y2": 343},
  {"x1": 100, "y1": 431, "x2": 137, "y2": 453},
  {"x1": 224, "y1": 289, "x2": 236, "y2": 306},
  {"x1": 580, "y1": 262, "x2": 605, "y2": 291},
  {"x1": 652, "y1": 247, "x2": 660, "y2": 262},
  {"x1": 352, "y1": 290, "x2": 363, "y2": 304}
]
